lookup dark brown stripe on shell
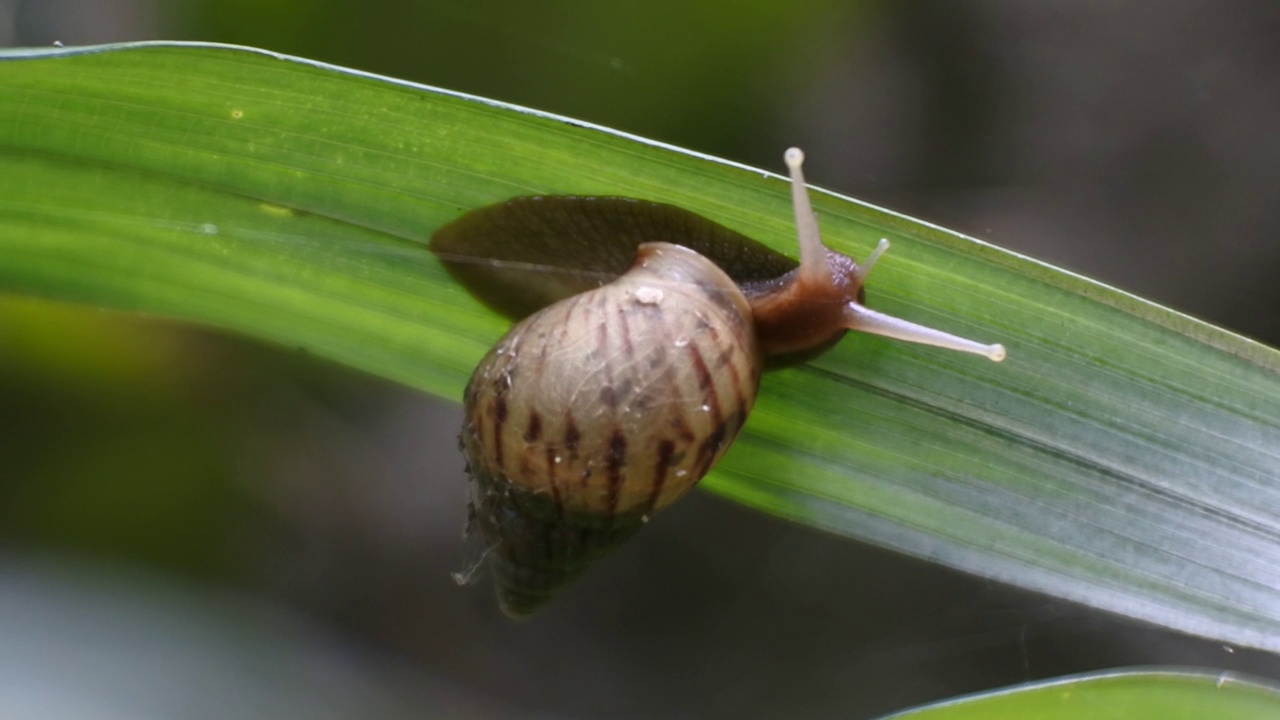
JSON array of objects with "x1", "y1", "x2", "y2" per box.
[
  {"x1": 648, "y1": 439, "x2": 675, "y2": 512},
  {"x1": 686, "y1": 343, "x2": 723, "y2": 424},
  {"x1": 697, "y1": 282, "x2": 740, "y2": 321},
  {"x1": 717, "y1": 346, "x2": 746, "y2": 414},
  {"x1": 524, "y1": 411, "x2": 542, "y2": 443},
  {"x1": 700, "y1": 318, "x2": 755, "y2": 400},
  {"x1": 648, "y1": 344, "x2": 667, "y2": 370},
  {"x1": 492, "y1": 396, "x2": 508, "y2": 469},
  {"x1": 556, "y1": 294, "x2": 583, "y2": 348},
  {"x1": 704, "y1": 317, "x2": 721, "y2": 343},
  {"x1": 606, "y1": 430, "x2": 627, "y2": 515},
  {"x1": 670, "y1": 415, "x2": 696, "y2": 445},
  {"x1": 564, "y1": 418, "x2": 581, "y2": 458},
  {"x1": 537, "y1": 327, "x2": 552, "y2": 367},
  {"x1": 695, "y1": 419, "x2": 729, "y2": 478},
  {"x1": 599, "y1": 385, "x2": 618, "y2": 408},
  {"x1": 649, "y1": 328, "x2": 695, "y2": 489}
]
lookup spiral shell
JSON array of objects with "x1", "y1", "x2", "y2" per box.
[{"x1": 462, "y1": 242, "x2": 761, "y2": 617}]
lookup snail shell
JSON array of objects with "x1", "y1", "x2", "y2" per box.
[
  {"x1": 462, "y1": 243, "x2": 758, "y2": 616},
  {"x1": 433, "y1": 148, "x2": 1005, "y2": 617}
]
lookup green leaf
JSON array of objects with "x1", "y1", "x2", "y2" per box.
[
  {"x1": 884, "y1": 669, "x2": 1280, "y2": 720},
  {"x1": 2, "y1": 42, "x2": 1279, "y2": 649}
]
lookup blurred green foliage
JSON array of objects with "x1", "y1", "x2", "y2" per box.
[
  {"x1": 188, "y1": 0, "x2": 866, "y2": 160},
  {"x1": 1, "y1": 298, "x2": 237, "y2": 575}
]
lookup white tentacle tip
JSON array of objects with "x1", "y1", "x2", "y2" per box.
[
  {"x1": 784, "y1": 147, "x2": 805, "y2": 169},
  {"x1": 986, "y1": 344, "x2": 1007, "y2": 362}
]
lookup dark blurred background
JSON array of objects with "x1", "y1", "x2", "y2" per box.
[{"x1": 2, "y1": 1, "x2": 1279, "y2": 718}]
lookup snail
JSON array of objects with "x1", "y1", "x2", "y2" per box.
[{"x1": 430, "y1": 148, "x2": 1004, "y2": 617}]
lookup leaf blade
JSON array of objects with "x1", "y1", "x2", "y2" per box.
[
  {"x1": 884, "y1": 669, "x2": 1280, "y2": 720},
  {"x1": 2, "y1": 42, "x2": 1279, "y2": 650}
]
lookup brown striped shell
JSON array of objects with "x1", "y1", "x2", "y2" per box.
[{"x1": 462, "y1": 243, "x2": 760, "y2": 616}]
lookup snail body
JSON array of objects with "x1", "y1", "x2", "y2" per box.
[{"x1": 432, "y1": 148, "x2": 1004, "y2": 617}]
